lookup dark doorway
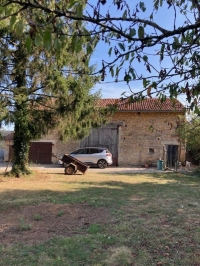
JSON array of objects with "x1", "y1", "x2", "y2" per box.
[{"x1": 166, "y1": 145, "x2": 179, "y2": 167}]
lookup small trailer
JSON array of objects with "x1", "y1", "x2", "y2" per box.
[{"x1": 52, "y1": 154, "x2": 89, "y2": 175}]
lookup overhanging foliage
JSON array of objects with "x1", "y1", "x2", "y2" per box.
[{"x1": 1, "y1": 0, "x2": 200, "y2": 111}]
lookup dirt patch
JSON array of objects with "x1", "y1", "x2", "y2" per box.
[{"x1": 0, "y1": 203, "x2": 111, "y2": 245}]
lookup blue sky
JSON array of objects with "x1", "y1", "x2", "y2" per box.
[
  {"x1": 89, "y1": 0, "x2": 191, "y2": 107},
  {"x1": 3, "y1": 1, "x2": 193, "y2": 130}
]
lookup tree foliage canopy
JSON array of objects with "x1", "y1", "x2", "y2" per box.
[
  {"x1": 177, "y1": 114, "x2": 200, "y2": 163},
  {"x1": 1, "y1": 0, "x2": 200, "y2": 111},
  {"x1": 0, "y1": 20, "x2": 105, "y2": 140},
  {"x1": 0, "y1": 3, "x2": 109, "y2": 176}
]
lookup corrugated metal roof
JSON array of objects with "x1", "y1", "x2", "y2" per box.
[{"x1": 98, "y1": 98, "x2": 185, "y2": 112}]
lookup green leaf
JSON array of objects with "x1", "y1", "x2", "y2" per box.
[
  {"x1": 139, "y1": 2, "x2": 146, "y2": 12},
  {"x1": 130, "y1": 57, "x2": 134, "y2": 64},
  {"x1": 5, "y1": 7, "x2": 13, "y2": 16},
  {"x1": 160, "y1": 43, "x2": 165, "y2": 61},
  {"x1": 129, "y1": 28, "x2": 136, "y2": 37},
  {"x1": 138, "y1": 26, "x2": 144, "y2": 39},
  {"x1": 110, "y1": 68, "x2": 114, "y2": 77},
  {"x1": 25, "y1": 36, "x2": 32, "y2": 52},
  {"x1": 143, "y1": 78, "x2": 146, "y2": 88},
  {"x1": 143, "y1": 55, "x2": 148, "y2": 62},
  {"x1": 43, "y1": 31, "x2": 52, "y2": 50},
  {"x1": 93, "y1": 37, "x2": 98, "y2": 47},
  {"x1": 37, "y1": 27, "x2": 43, "y2": 36},
  {"x1": 172, "y1": 36, "x2": 180, "y2": 49},
  {"x1": 87, "y1": 44, "x2": 92, "y2": 55},
  {"x1": 190, "y1": 69, "x2": 196, "y2": 78},
  {"x1": 122, "y1": 10, "x2": 127, "y2": 18},
  {"x1": 76, "y1": 3, "x2": 83, "y2": 17},
  {"x1": 129, "y1": 68, "x2": 136, "y2": 79},
  {"x1": 181, "y1": 33, "x2": 186, "y2": 44},
  {"x1": 9, "y1": 15, "x2": 17, "y2": 30},
  {"x1": 83, "y1": 28, "x2": 90, "y2": 35},
  {"x1": 54, "y1": 38, "x2": 61, "y2": 51},
  {"x1": 161, "y1": 43, "x2": 165, "y2": 54},
  {"x1": 125, "y1": 53, "x2": 129, "y2": 60},
  {"x1": 34, "y1": 33, "x2": 43, "y2": 47},
  {"x1": 143, "y1": 78, "x2": 150, "y2": 88},
  {"x1": 154, "y1": 0, "x2": 159, "y2": 10},
  {"x1": 152, "y1": 82, "x2": 157, "y2": 89},
  {"x1": 0, "y1": 7, "x2": 5, "y2": 13},
  {"x1": 159, "y1": 94, "x2": 166, "y2": 102},
  {"x1": 119, "y1": 59, "x2": 125, "y2": 68},
  {"x1": 71, "y1": 35, "x2": 77, "y2": 52},
  {"x1": 59, "y1": 35, "x2": 67, "y2": 48},
  {"x1": 118, "y1": 43, "x2": 125, "y2": 51},
  {"x1": 124, "y1": 74, "x2": 132, "y2": 83},
  {"x1": 115, "y1": 67, "x2": 121, "y2": 77},
  {"x1": 108, "y1": 47, "x2": 112, "y2": 56},
  {"x1": 68, "y1": 0, "x2": 78, "y2": 8},
  {"x1": 15, "y1": 20, "x2": 24, "y2": 37},
  {"x1": 76, "y1": 40, "x2": 82, "y2": 53}
]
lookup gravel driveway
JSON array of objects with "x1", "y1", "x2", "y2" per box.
[{"x1": 0, "y1": 162, "x2": 163, "y2": 174}]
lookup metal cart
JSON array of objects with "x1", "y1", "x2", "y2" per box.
[{"x1": 53, "y1": 154, "x2": 89, "y2": 175}]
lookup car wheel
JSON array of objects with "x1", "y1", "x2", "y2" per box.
[
  {"x1": 97, "y1": 159, "x2": 108, "y2": 169},
  {"x1": 65, "y1": 165, "x2": 75, "y2": 175}
]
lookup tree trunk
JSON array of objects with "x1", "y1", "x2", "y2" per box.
[
  {"x1": 10, "y1": 103, "x2": 32, "y2": 177},
  {"x1": 8, "y1": 45, "x2": 31, "y2": 177}
]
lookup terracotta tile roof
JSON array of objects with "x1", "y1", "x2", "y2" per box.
[
  {"x1": 4, "y1": 132, "x2": 14, "y2": 141},
  {"x1": 98, "y1": 98, "x2": 185, "y2": 112}
]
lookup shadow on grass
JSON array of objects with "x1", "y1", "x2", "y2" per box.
[
  {"x1": 1, "y1": 172, "x2": 200, "y2": 266},
  {"x1": 99, "y1": 171, "x2": 200, "y2": 182},
  {"x1": 0, "y1": 172, "x2": 200, "y2": 211}
]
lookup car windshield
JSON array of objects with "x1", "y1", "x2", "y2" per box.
[
  {"x1": 78, "y1": 149, "x2": 88, "y2": 154},
  {"x1": 70, "y1": 150, "x2": 79, "y2": 154}
]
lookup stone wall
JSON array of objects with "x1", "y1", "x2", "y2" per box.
[
  {"x1": 4, "y1": 111, "x2": 186, "y2": 166},
  {"x1": 111, "y1": 111, "x2": 185, "y2": 166}
]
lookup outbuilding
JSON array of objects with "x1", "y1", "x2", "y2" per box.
[{"x1": 4, "y1": 98, "x2": 186, "y2": 167}]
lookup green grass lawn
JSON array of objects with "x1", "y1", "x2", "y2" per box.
[{"x1": 0, "y1": 170, "x2": 200, "y2": 265}]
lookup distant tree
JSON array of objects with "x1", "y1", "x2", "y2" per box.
[
  {"x1": 177, "y1": 114, "x2": 200, "y2": 163},
  {"x1": 1, "y1": 0, "x2": 200, "y2": 111},
  {"x1": 0, "y1": 12, "x2": 107, "y2": 177}
]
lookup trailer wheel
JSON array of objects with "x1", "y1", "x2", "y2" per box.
[{"x1": 65, "y1": 166, "x2": 75, "y2": 175}]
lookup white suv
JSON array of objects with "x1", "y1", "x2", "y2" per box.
[{"x1": 69, "y1": 147, "x2": 113, "y2": 168}]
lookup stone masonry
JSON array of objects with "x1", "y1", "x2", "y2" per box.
[
  {"x1": 111, "y1": 111, "x2": 185, "y2": 166},
  {"x1": 4, "y1": 98, "x2": 186, "y2": 166}
]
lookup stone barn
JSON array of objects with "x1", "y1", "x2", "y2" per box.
[
  {"x1": 80, "y1": 98, "x2": 186, "y2": 167},
  {"x1": 4, "y1": 98, "x2": 186, "y2": 167}
]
